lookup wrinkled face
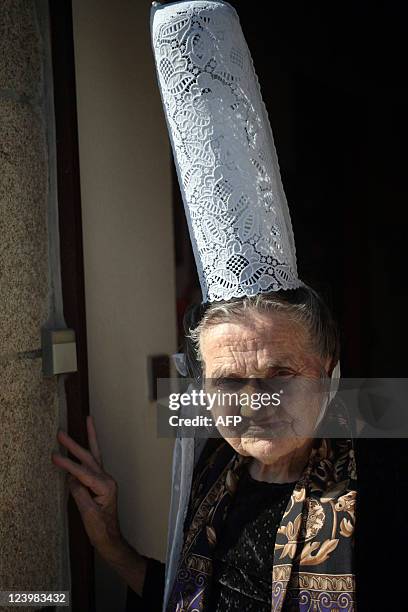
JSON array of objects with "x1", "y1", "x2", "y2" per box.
[{"x1": 201, "y1": 311, "x2": 330, "y2": 465}]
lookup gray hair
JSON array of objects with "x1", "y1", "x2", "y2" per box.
[{"x1": 186, "y1": 286, "x2": 339, "y2": 368}]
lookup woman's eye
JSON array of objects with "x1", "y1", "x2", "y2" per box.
[
  {"x1": 259, "y1": 371, "x2": 294, "y2": 390},
  {"x1": 275, "y1": 370, "x2": 294, "y2": 378},
  {"x1": 216, "y1": 377, "x2": 245, "y2": 389}
]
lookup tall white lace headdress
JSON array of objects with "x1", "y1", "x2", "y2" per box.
[{"x1": 151, "y1": 0, "x2": 303, "y2": 303}]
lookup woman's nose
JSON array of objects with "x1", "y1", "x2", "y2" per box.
[{"x1": 238, "y1": 379, "x2": 261, "y2": 418}]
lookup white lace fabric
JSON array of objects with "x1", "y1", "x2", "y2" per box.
[{"x1": 151, "y1": 0, "x2": 302, "y2": 302}]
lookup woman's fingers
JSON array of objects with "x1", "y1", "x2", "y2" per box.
[
  {"x1": 57, "y1": 429, "x2": 101, "y2": 472},
  {"x1": 52, "y1": 453, "x2": 107, "y2": 496},
  {"x1": 87, "y1": 415, "x2": 103, "y2": 467}
]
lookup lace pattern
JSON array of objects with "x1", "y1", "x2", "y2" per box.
[{"x1": 151, "y1": 1, "x2": 301, "y2": 302}]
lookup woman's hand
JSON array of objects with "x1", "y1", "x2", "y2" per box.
[
  {"x1": 52, "y1": 416, "x2": 124, "y2": 563},
  {"x1": 52, "y1": 416, "x2": 147, "y2": 595}
]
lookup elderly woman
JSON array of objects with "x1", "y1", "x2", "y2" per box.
[
  {"x1": 53, "y1": 286, "x2": 357, "y2": 611},
  {"x1": 53, "y1": 2, "x2": 359, "y2": 609}
]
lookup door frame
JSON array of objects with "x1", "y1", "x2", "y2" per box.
[{"x1": 48, "y1": 2, "x2": 95, "y2": 610}]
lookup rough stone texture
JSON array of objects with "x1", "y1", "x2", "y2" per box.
[
  {"x1": 0, "y1": 98, "x2": 49, "y2": 354},
  {"x1": 0, "y1": 0, "x2": 42, "y2": 99},
  {"x1": 0, "y1": 357, "x2": 61, "y2": 611},
  {"x1": 0, "y1": 4, "x2": 66, "y2": 609}
]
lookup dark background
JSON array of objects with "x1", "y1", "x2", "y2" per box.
[
  {"x1": 173, "y1": 0, "x2": 408, "y2": 379},
  {"x1": 170, "y1": 3, "x2": 408, "y2": 608}
]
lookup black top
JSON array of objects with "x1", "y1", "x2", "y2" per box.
[
  {"x1": 211, "y1": 470, "x2": 296, "y2": 611},
  {"x1": 126, "y1": 468, "x2": 295, "y2": 612}
]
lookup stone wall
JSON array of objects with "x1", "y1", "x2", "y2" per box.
[{"x1": 0, "y1": 1, "x2": 68, "y2": 608}]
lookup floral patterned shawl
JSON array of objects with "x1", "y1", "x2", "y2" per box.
[{"x1": 167, "y1": 437, "x2": 357, "y2": 611}]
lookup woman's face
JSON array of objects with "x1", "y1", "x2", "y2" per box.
[{"x1": 201, "y1": 311, "x2": 331, "y2": 465}]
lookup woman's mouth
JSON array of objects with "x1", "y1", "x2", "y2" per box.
[{"x1": 244, "y1": 419, "x2": 290, "y2": 436}]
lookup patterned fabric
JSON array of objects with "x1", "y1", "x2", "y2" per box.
[
  {"x1": 167, "y1": 438, "x2": 357, "y2": 611},
  {"x1": 151, "y1": 1, "x2": 301, "y2": 302}
]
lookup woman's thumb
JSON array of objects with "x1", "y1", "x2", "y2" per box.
[{"x1": 68, "y1": 475, "x2": 95, "y2": 513}]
